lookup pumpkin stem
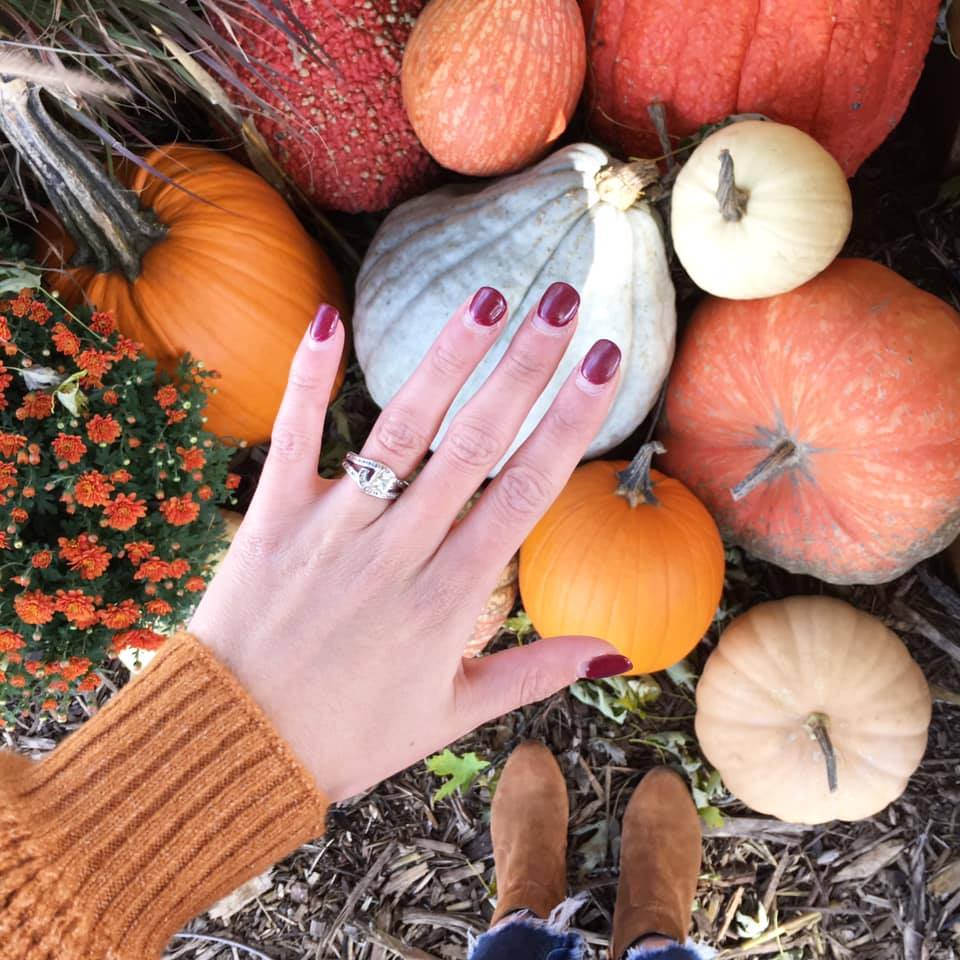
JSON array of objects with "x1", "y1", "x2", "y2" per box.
[
  {"x1": 0, "y1": 78, "x2": 166, "y2": 281},
  {"x1": 804, "y1": 713, "x2": 839, "y2": 793},
  {"x1": 596, "y1": 159, "x2": 660, "y2": 211},
  {"x1": 615, "y1": 441, "x2": 665, "y2": 508},
  {"x1": 730, "y1": 439, "x2": 800, "y2": 502},
  {"x1": 716, "y1": 149, "x2": 749, "y2": 221}
]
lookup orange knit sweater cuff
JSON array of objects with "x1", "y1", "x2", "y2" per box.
[{"x1": 0, "y1": 631, "x2": 329, "y2": 960}]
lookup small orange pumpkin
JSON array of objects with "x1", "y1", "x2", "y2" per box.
[
  {"x1": 519, "y1": 444, "x2": 725, "y2": 673},
  {"x1": 660, "y1": 259, "x2": 960, "y2": 584},
  {"x1": 402, "y1": 0, "x2": 585, "y2": 175}
]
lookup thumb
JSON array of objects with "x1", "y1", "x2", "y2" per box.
[{"x1": 457, "y1": 636, "x2": 632, "y2": 728}]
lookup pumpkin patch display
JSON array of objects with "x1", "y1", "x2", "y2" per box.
[
  {"x1": 355, "y1": 143, "x2": 676, "y2": 471},
  {"x1": 670, "y1": 121, "x2": 852, "y2": 299},
  {"x1": 695, "y1": 597, "x2": 932, "y2": 824},
  {"x1": 582, "y1": 0, "x2": 941, "y2": 176},
  {"x1": 519, "y1": 444, "x2": 725, "y2": 674},
  {"x1": 660, "y1": 259, "x2": 960, "y2": 585},
  {"x1": 212, "y1": 0, "x2": 437, "y2": 213},
  {"x1": 0, "y1": 82, "x2": 348, "y2": 446},
  {"x1": 402, "y1": 0, "x2": 585, "y2": 176}
]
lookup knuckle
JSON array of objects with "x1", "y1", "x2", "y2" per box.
[
  {"x1": 269, "y1": 423, "x2": 313, "y2": 463},
  {"x1": 504, "y1": 345, "x2": 546, "y2": 383},
  {"x1": 547, "y1": 399, "x2": 590, "y2": 438},
  {"x1": 493, "y1": 464, "x2": 551, "y2": 522},
  {"x1": 444, "y1": 418, "x2": 501, "y2": 471},
  {"x1": 516, "y1": 668, "x2": 558, "y2": 706},
  {"x1": 287, "y1": 367, "x2": 327, "y2": 393},
  {"x1": 229, "y1": 529, "x2": 282, "y2": 576},
  {"x1": 429, "y1": 341, "x2": 468, "y2": 380},
  {"x1": 374, "y1": 408, "x2": 426, "y2": 458}
]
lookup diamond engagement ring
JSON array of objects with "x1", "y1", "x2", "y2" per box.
[{"x1": 342, "y1": 452, "x2": 410, "y2": 500}]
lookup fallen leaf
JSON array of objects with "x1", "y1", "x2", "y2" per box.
[
  {"x1": 834, "y1": 840, "x2": 906, "y2": 883},
  {"x1": 425, "y1": 749, "x2": 490, "y2": 801},
  {"x1": 208, "y1": 869, "x2": 273, "y2": 922},
  {"x1": 929, "y1": 858, "x2": 960, "y2": 898}
]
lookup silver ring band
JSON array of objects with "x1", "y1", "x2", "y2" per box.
[{"x1": 342, "y1": 452, "x2": 409, "y2": 501}]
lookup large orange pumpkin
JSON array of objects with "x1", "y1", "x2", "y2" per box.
[
  {"x1": 582, "y1": 0, "x2": 941, "y2": 176},
  {"x1": 660, "y1": 259, "x2": 960, "y2": 585},
  {"x1": 402, "y1": 0, "x2": 585, "y2": 176},
  {"x1": 519, "y1": 444, "x2": 725, "y2": 673},
  {"x1": 3, "y1": 82, "x2": 347, "y2": 445}
]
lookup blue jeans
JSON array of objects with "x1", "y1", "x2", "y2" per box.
[{"x1": 468, "y1": 906, "x2": 713, "y2": 960}]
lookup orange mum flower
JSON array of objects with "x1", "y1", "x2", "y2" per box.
[
  {"x1": 86, "y1": 414, "x2": 120, "y2": 444},
  {"x1": 184, "y1": 577, "x2": 206, "y2": 593},
  {"x1": 0, "y1": 532, "x2": 8, "y2": 550},
  {"x1": 58, "y1": 533, "x2": 111, "y2": 580},
  {"x1": 113, "y1": 336, "x2": 141, "y2": 360},
  {"x1": 155, "y1": 384, "x2": 178, "y2": 408},
  {"x1": 0, "y1": 461, "x2": 17, "y2": 491},
  {"x1": 74, "y1": 470, "x2": 115, "y2": 508},
  {"x1": 145, "y1": 599, "x2": 173, "y2": 615},
  {"x1": 14, "y1": 590, "x2": 56, "y2": 625},
  {"x1": 99, "y1": 599, "x2": 140, "y2": 630},
  {"x1": 123, "y1": 541, "x2": 155, "y2": 565},
  {"x1": 9, "y1": 291, "x2": 33, "y2": 316},
  {"x1": 166, "y1": 409, "x2": 188, "y2": 425},
  {"x1": 111, "y1": 468, "x2": 132, "y2": 483},
  {"x1": 47, "y1": 679, "x2": 69, "y2": 694},
  {"x1": 0, "y1": 433, "x2": 26, "y2": 457},
  {"x1": 52, "y1": 433, "x2": 87, "y2": 464},
  {"x1": 176, "y1": 446, "x2": 206, "y2": 471},
  {"x1": 10, "y1": 508, "x2": 27, "y2": 523},
  {"x1": 0, "y1": 630, "x2": 26, "y2": 652},
  {"x1": 51, "y1": 322, "x2": 81, "y2": 356},
  {"x1": 8, "y1": 675, "x2": 26, "y2": 688},
  {"x1": 30, "y1": 301, "x2": 52, "y2": 325},
  {"x1": 168, "y1": 558, "x2": 190, "y2": 578},
  {"x1": 134, "y1": 558, "x2": 171, "y2": 583},
  {"x1": 31, "y1": 550, "x2": 52, "y2": 569},
  {"x1": 78, "y1": 674, "x2": 102, "y2": 692},
  {"x1": 226, "y1": 472, "x2": 241, "y2": 490},
  {"x1": 76, "y1": 348, "x2": 113, "y2": 383},
  {"x1": 111, "y1": 628, "x2": 165, "y2": 653},
  {"x1": 41, "y1": 699, "x2": 58, "y2": 712},
  {"x1": 16, "y1": 392, "x2": 54, "y2": 420},
  {"x1": 0, "y1": 316, "x2": 9, "y2": 341},
  {"x1": 56, "y1": 590, "x2": 98, "y2": 627},
  {"x1": 61, "y1": 657, "x2": 92, "y2": 681},
  {"x1": 102, "y1": 390, "x2": 119, "y2": 406},
  {"x1": 161, "y1": 494, "x2": 200, "y2": 527},
  {"x1": 90, "y1": 311, "x2": 117, "y2": 336},
  {"x1": 103, "y1": 493, "x2": 147, "y2": 531},
  {"x1": 197, "y1": 485, "x2": 213, "y2": 501}
]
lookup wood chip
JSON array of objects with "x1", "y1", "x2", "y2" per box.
[
  {"x1": 207, "y1": 870, "x2": 273, "y2": 923},
  {"x1": 834, "y1": 840, "x2": 906, "y2": 883},
  {"x1": 929, "y1": 857, "x2": 960, "y2": 898}
]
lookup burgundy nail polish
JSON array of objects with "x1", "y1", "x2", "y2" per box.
[
  {"x1": 581, "y1": 654, "x2": 633, "y2": 679},
  {"x1": 309, "y1": 304, "x2": 340, "y2": 342},
  {"x1": 469, "y1": 286, "x2": 507, "y2": 326},
  {"x1": 580, "y1": 339, "x2": 622, "y2": 385},
  {"x1": 537, "y1": 281, "x2": 580, "y2": 327}
]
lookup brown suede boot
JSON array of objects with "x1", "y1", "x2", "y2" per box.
[
  {"x1": 610, "y1": 768, "x2": 702, "y2": 958},
  {"x1": 490, "y1": 741, "x2": 569, "y2": 924}
]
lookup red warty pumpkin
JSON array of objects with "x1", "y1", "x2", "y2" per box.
[
  {"x1": 213, "y1": 0, "x2": 437, "y2": 213},
  {"x1": 659, "y1": 259, "x2": 960, "y2": 585},
  {"x1": 582, "y1": 0, "x2": 941, "y2": 175}
]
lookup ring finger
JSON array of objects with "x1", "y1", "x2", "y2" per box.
[{"x1": 327, "y1": 286, "x2": 508, "y2": 525}]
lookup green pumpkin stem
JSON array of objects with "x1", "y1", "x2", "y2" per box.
[
  {"x1": 716, "y1": 148, "x2": 749, "y2": 222},
  {"x1": 0, "y1": 78, "x2": 165, "y2": 281},
  {"x1": 730, "y1": 439, "x2": 800, "y2": 502},
  {"x1": 615, "y1": 441, "x2": 665, "y2": 508},
  {"x1": 596, "y1": 158, "x2": 660, "y2": 211},
  {"x1": 804, "y1": 713, "x2": 839, "y2": 793}
]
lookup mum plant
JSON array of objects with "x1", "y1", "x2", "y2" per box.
[{"x1": 0, "y1": 267, "x2": 236, "y2": 726}]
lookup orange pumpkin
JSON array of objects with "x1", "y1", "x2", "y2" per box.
[
  {"x1": 1, "y1": 82, "x2": 347, "y2": 445},
  {"x1": 401, "y1": 0, "x2": 585, "y2": 176},
  {"x1": 519, "y1": 444, "x2": 725, "y2": 673},
  {"x1": 660, "y1": 259, "x2": 960, "y2": 585}
]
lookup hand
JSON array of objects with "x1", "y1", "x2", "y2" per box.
[{"x1": 189, "y1": 283, "x2": 631, "y2": 801}]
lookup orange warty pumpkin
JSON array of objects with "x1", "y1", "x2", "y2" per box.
[
  {"x1": 519, "y1": 444, "x2": 725, "y2": 673},
  {"x1": 34, "y1": 143, "x2": 347, "y2": 444},
  {"x1": 402, "y1": 0, "x2": 585, "y2": 176},
  {"x1": 660, "y1": 259, "x2": 960, "y2": 585}
]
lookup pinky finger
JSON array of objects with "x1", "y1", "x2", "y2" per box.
[{"x1": 249, "y1": 304, "x2": 345, "y2": 520}]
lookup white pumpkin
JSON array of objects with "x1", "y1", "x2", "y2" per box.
[
  {"x1": 670, "y1": 121, "x2": 852, "y2": 299},
  {"x1": 355, "y1": 143, "x2": 676, "y2": 473}
]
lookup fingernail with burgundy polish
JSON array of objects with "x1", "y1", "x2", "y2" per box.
[
  {"x1": 579, "y1": 339, "x2": 621, "y2": 389},
  {"x1": 468, "y1": 286, "x2": 507, "y2": 327},
  {"x1": 536, "y1": 281, "x2": 580, "y2": 328},
  {"x1": 308, "y1": 303, "x2": 340, "y2": 347},
  {"x1": 580, "y1": 654, "x2": 633, "y2": 679}
]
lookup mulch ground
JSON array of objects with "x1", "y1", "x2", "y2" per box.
[{"x1": 5, "y1": 46, "x2": 960, "y2": 960}]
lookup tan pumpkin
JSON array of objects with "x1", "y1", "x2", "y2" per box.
[
  {"x1": 695, "y1": 596, "x2": 932, "y2": 824},
  {"x1": 464, "y1": 555, "x2": 519, "y2": 658}
]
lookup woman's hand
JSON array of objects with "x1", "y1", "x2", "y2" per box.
[{"x1": 189, "y1": 283, "x2": 630, "y2": 801}]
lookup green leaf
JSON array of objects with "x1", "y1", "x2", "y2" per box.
[
  {"x1": 570, "y1": 675, "x2": 661, "y2": 724},
  {"x1": 502, "y1": 609, "x2": 534, "y2": 644},
  {"x1": 698, "y1": 805, "x2": 725, "y2": 829},
  {"x1": 425, "y1": 749, "x2": 490, "y2": 802},
  {"x1": 665, "y1": 659, "x2": 698, "y2": 693}
]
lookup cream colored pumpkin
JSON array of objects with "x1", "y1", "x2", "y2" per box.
[
  {"x1": 695, "y1": 596, "x2": 931, "y2": 824},
  {"x1": 671, "y1": 121, "x2": 852, "y2": 299},
  {"x1": 355, "y1": 143, "x2": 676, "y2": 473}
]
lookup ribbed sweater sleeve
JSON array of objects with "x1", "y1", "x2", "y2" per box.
[{"x1": 0, "y1": 632, "x2": 329, "y2": 960}]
